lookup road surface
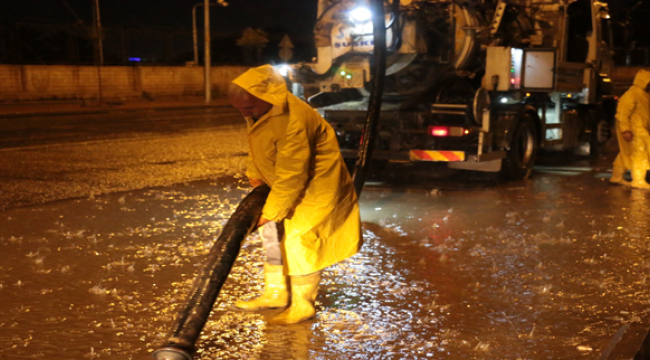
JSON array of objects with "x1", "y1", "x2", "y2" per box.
[
  {"x1": 0, "y1": 107, "x2": 648, "y2": 360},
  {"x1": 0, "y1": 108, "x2": 248, "y2": 210}
]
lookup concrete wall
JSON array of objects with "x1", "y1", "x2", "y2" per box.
[
  {"x1": 1, "y1": 64, "x2": 644, "y2": 101},
  {"x1": 0, "y1": 65, "x2": 249, "y2": 101}
]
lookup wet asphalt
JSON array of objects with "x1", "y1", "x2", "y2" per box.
[
  {"x1": 1, "y1": 108, "x2": 649, "y2": 360},
  {"x1": 0, "y1": 108, "x2": 248, "y2": 211}
]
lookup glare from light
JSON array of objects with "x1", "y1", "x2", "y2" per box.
[
  {"x1": 350, "y1": 7, "x2": 372, "y2": 22},
  {"x1": 340, "y1": 70, "x2": 346, "y2": 76},
  {"x1": 599, "y1": 9, "x2": 610, "y2": 19},
  {"x1": 500, "y1": 97, "x2": 508, "y2": 104},
  {"x1": 430, "y1": 126, "x2": 449, "y2": 137},
  {"x1": 277, "y1": 65, "x2": 291, "y2": 77}
]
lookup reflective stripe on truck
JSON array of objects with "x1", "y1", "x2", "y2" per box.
[{"x1": 409, "y1": 150, "x2": 466, "y2": 162}]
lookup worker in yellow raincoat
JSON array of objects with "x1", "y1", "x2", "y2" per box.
[
  {"x1": 610, "y1": 68, "x2": 650, "y2": 189},
  {"x1": 228, "y1": 65, "x2": 362, "y2": 324}
]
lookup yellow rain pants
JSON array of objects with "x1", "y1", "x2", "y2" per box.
[
  {"x1": 232, "y1": 65, "x2": 362, "y2": 276},
  {"x1": 613, "y1": 69, "x2": 650, "y2": 172}
]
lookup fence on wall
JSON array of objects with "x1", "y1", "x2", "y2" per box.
[
  {"x1": 0, "y1": 21, "x2": 313, "y2": 67},
  {"x1": 0, "y1": 22, "x2": 246, "y2": 66}
]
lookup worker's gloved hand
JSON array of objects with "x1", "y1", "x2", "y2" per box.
[
  {"x1": 249, "y1": 178, "x2": 264, "y2": 188},
  {"x1": 623, "y1": 131, "x2": 634, "y2": 142}
]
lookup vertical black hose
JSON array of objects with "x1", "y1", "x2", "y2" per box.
[
  {"x1": 352, "y1": 0, "x2": 387, "y2": 196},
  {"x1": 153, "y1": 185, "x2": 271, "y2": 359}
]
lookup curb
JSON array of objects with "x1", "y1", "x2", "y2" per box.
[{"x1": 0, "y1": 103, "x2": 232, "y2": 119}]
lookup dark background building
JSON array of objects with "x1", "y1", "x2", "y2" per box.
[{"x1": 608, "y1": 0, "x2": 650, "y2": 66}]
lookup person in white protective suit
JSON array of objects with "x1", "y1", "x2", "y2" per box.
[{"x1": 610, "y1": 69, "x2": 650, "y2": 189}]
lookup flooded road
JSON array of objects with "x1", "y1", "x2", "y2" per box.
[
  {"x1": 0, "y1": 108, "x2": 248, "y2": 210},
  {"x1": 2, "y1": 166, "x2": 649, "y2": 359},
  {"x1": 1, "y1": 108, "x2": 649, "y2": 359}
]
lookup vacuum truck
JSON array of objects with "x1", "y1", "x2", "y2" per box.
[{"x1": 284, "y1": 0, "x2": 617, "y2": 179}]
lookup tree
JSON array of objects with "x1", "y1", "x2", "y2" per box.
[{"x1": 236, "y1": 27, "x2": 268, "y2": 65}]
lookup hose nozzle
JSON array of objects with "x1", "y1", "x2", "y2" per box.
[{"x1": 151, "y1": 347, "x2": 192, "y2": 360}]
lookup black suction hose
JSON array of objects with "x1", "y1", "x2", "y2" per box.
[
  {"x1": 152, "y1": 185, "x2": 271, "y2": 360},
  {"x1": 352, "y1": 0, "x2": 387, "y2": 196}
]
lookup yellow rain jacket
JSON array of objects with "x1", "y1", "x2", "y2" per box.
[
  {"x1": 232, "y1": 65, "x2": 362, "y2": 276},
  {"x1": 614, "y1": 69, "x2": 650, "y2": 171}
]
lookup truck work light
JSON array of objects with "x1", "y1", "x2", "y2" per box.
[
  {"x1": 276, "y1": 65, "x2": 291, "y2": 77},
  {"x1": 350, "y1": 7, "x2": 372, "y2": 23}
]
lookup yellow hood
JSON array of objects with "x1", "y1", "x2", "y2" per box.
[
  {"x1": 633, "y1": 69, "x2": 650, "y2": 91},
  {"x1": 232, "y1": 65, "x2": 288, "y2": 107}
]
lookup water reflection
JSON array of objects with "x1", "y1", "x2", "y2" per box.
[{"x1": 0, "y1": 172, "x2": 649, "y2": 359}]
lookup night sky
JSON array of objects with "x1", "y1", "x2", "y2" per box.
[
  {"x1": 2, "y1": 0, "x2": 649, "y2": 38},
  {"x1": 0, "y1": 0, "x2": 321, "y2": 65},
  {"x1": 1, "y1": 0, "x2": 650, "y2": 66},
  {"x1": 1, "y1": 0, "x2": 649, "y2": 40},
  {"x1": 0, "y1": 0, "x2": 318, "y2": 36}
]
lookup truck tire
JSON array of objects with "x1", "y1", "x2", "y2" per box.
[
  {"x1": 589, "y1": 117, "x2": 611, "y2": 157},
  {"x1": 501, "y1": 113, "x2": 538, "y2": 180}
]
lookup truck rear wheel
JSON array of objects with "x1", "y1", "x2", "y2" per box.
[
  {"x1": 589, "y1": 117, "x2": 611, "y2": 156},
  {"x1": 501, "y1": 113, "x2": 538, "y2": 180}
]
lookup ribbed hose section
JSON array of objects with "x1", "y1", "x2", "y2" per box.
[
  {"x1": 153, "y1": 185, "x2": 271, "y2": 359},
  {"x1": 352, "y1": 0, "x2": 387, "y2": 196}
]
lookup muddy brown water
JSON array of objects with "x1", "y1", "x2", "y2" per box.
[{"x1": 1, "y1": 170, "x2": 649, "y2": 359}]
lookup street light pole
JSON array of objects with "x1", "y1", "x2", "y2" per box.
[
  {"x1": 203, "y1": 0, "x2": 211, "y2": 103},
  {"x1": 93, "y1": 0, "x2": 103, "y2": 105},
  {"x1": 93, "y1": 0, "x2": 103, "y2": 65},
  {"x1": 194, "y1": 1, "x2": 227, "y2": 102},
  {"x1": 192, "y1": 3, "x2": 202, "y2": 66}
]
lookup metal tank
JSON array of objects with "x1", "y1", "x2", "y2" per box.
[{"x1": 287, "y1": 0, "x2": 617, "y2": 179}]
